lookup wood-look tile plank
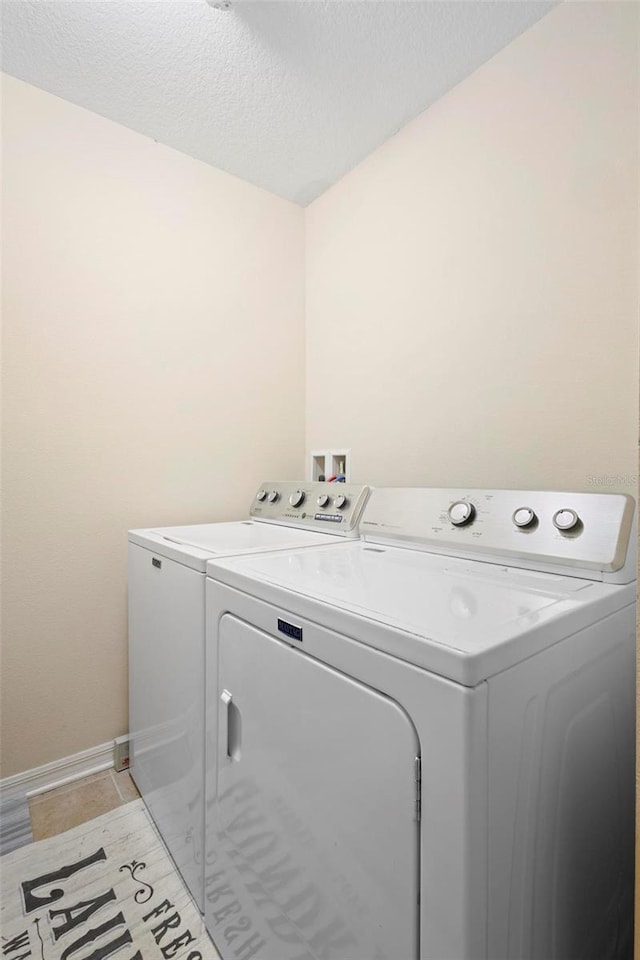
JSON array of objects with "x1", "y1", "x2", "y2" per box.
[
  {"x1": 110, "y1": 769, "x2": 141, "y2": 803},
  {"x1": 29, "y1": 771, "x2": 122, "y2": 840}
]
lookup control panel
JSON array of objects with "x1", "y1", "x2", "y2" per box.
[
  {"x1": 250, "y1": 481, "x2": 370, "y2": 536},
  {"x1": 361, "y1": 488, "x2": 635, "y2": 581}
]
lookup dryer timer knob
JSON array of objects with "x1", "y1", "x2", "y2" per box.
[
  {"x1": 289, "y1": 490, "x2": 305, "y2": 508},
  {"x1": 448, "y1": 501, "x2": 476, "y2": 526}
]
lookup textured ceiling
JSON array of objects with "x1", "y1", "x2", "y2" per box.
[{"x1": 1, "y1": 0, "x2": 557, "y2": 204}]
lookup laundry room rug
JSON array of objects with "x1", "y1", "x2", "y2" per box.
[{"x1": 0, "y1": 799, "x2": 220, "y2": 960}]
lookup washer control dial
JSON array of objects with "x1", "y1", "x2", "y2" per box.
[
  {"x1": 289, "y1": 490, "x2": 305, "y2": 508},
  {"x1": 448, "y1": 500, "x2": 476, "y2": 526},
  {"x1": 334, "y1": 494, "x2": 349, "y2": 510},
  {"x1": 267, "y1": 490, "x2": 280, "y2": 504},
  {"x1": 256, "y1": 489, "x2": 267, "y2": 502},
  {"x1": 317, "y1": 494, "x2": 331, "y2": 508},
  {"x1": 513, "y1": 507, "x2": 537, "y2": 528},
  {"x1": 553, "y1": 508, "x2": 580, "y2": 532}
]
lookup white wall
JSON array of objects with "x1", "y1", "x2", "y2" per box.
[
  {"x1": 305, "y1": 1, "x2": 639, "y2": 496},
  {"x1": 1, "y1": 75, "x2": 305, "y2": 778}
]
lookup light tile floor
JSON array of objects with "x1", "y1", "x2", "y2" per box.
[{"x1": 29, "y1": 769, "x2": 140, "y2": 840}]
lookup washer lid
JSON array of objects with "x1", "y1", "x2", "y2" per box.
[
  {"x1": 206, "y1": 541, "x2": 634, "y2": 683},
  {"x1": 128, "y1": 521, "x2": 345, "y2": 571}
]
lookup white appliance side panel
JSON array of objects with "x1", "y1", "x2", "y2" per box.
[
  {"x1": 128, "y1": 543, "x2": 205, "y2": 911},
  {"x1": 209, "y1": 614, "x2": 420, "y2": 960},
  {"x1": 486, "y1": 605, "x2": 635, "y2": 960}
]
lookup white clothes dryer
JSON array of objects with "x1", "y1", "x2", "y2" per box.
[
  {"x1": 128, "y1": 480, "x2": 370, "y2": 913},
  {"x1": 203, "y1": 487, "x2": 635, "y2": 960}
]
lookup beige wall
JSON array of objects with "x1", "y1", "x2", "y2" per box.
[
  {"x1": 1, "y1": 76, "x2": 305, "y2": 778},
  {"x1": 2, "y1": 1, "x2": 639, "y2": 781},
  {"x1": 305, "y1": 1, "x2": 639, "y2": 496}
]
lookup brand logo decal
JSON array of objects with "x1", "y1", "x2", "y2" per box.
[
  {"x1": 277, "y1": 619, "x2": 303, "y2": 643},
  {"x1": 314, "y1": 513, "x2": 343, "y2": 523}
]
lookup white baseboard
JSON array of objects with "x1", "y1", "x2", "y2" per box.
[{"x1": 0, "y1": 741, "x2": 115, "y2": 802}]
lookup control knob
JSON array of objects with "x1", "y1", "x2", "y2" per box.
[
  {"x1": 256, "y1": 489, "x2": 267, "y2": 502},
  {"x1": 317, "y1": 494, "x2": 331, "y2": 508},
  {"x1": 513, "y1": 507, "x2": 537, "y2": 528},
  {"x1": 448, "y1": 500, "x2": 476, "y2": 526},
  {"x1": 553, "y1": 508, "x2": 580, "y2": 532},
  {"x1": 289, "y1": 490, "x2": 305, "y2": 508},
  {"x1": 334, "y1": 494, "x2": 349, "y2": 510},
  {"x1": 267, "y1": 490, "x2": 280, "y2": 503}
]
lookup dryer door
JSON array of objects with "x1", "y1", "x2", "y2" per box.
[{"x1": 208, "y1": 614, "x2": 420, "y2": 960}]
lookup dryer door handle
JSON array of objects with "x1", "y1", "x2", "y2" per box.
[{"x1": 221, "y1": 689, "x2": 242, "y2": 761}]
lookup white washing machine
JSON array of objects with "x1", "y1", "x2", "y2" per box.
[
  {"x1": 203, "y1": 487, "x2": 635, "y2": 960},
  {"x1": 128, "y1": 480, "x2": 370, "y2": 913}
]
